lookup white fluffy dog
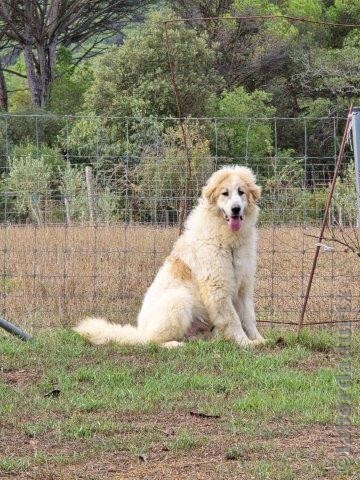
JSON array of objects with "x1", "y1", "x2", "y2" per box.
[{"x1": 74, "y1": 165, "x2": 265, "y2": 347}]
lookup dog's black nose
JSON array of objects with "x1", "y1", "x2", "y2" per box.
[{"x1": 231, "y1": 206, "x2": 241, "y2": 215}]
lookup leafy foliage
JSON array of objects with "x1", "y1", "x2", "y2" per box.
[
  {"x1": 206, "y1": 87, "x2": 275, "y2": 168},
  {"x1": 85, "y1": 10, "x2": 220, "y2": 118},
  {"x1": 48, "y1": 48, "x2": 94, "y2": 115},
  {"x1": 59, "y1": 164, "x2": 88, "y2": 223},
  {"x1": 5, "y1": 153, "x2": 52, "y2": 224},
  {"x1": 332, "y1": 162, "x2": 358, "y2": 225},
  {"x1": 0, "y1": 3, "x2": 358, "y2": 226},
  {"x1": 135, "y1": 124, "x2": 213, "y2": 221},
  {"x1": 10, "y1": 143, "x2": 64, "y2": 169}
]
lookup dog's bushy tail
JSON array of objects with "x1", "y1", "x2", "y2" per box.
[{"x1": 73, "y1": 317, "x2": 143, "y2": 345}]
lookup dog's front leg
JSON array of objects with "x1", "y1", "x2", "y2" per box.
[
  {"x1": 235, "y1": 286, "x2": 265, "y2": 345},
  {"x1": 198, "y1": 283, "x2": 251, "y2": 346}
]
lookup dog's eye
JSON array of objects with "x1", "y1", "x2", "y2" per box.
[
  {"x1": 221, "y1": 191, "x2": 229, "y2": 196},
  {"x1": 238, "y1": 189, "x2": 244, "y2": 196}
]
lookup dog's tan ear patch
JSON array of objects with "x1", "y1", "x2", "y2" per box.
[
  {"x1": 202, "y1": 170, "x2": 230, "y2": 205},
  {"x1": 202, "y1": 183, "x2": 216, "y2": 204},
  {"x1": 236, "y1": 167, "x2": 261, "y2": 207},
  {"x1": 248, "y1": 184, "x2": 262, "y2": 205}
]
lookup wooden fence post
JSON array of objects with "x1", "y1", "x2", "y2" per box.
[{"x1": 85, "y1": 166, "x2": 96, "y2": 225}]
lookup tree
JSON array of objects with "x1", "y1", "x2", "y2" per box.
[
  {"x1": 168, "y1": 0, "x2": 234, "y2": 22},
  {"x1": 0, "y1": 34, "x2": 23, "y2": 111},
  {"x1": 64, "y1": 9, "x2": 220, "y2": 162},
  {"x1": 0, "y1": 37, "x2": 9, "y2": 110},
  {"x1": 85, "y1": 9, "x2": 220, "y2": 118},
  {"x1": 47, "y1": 47, "x2": 94, "y2": 115},
  {"x1": 327, "y1": 0, "x2": 360, "y2": 47},
  {"x1": 0, "y1": 0, "x2": 153, "y2": 108},
  {"x1": 167, "y1": 1, "x2": 293, "y2": 90},
  {"x1": 288, "y1": 43, "x2": 360, "y2": 102}
]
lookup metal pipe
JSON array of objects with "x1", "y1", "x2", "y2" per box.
[
  {"x1": 351, "y1": 107, "x2": 360, "y2": 228},
  {"x1": 0, "y1": 317, "x2": 32, "y2": 342},
  {"x1": 163, "y1": 21, "x2": 192, "y2": 236}
]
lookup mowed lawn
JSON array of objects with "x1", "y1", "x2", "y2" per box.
[{"x1": 0, "y1": 329, "x2": 359, "y2": 480}]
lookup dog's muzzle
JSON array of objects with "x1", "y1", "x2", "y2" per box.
[{"x1": 222, "y1": 210, "x2": 243, "y2": 232}]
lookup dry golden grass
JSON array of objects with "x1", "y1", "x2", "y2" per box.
[{"x1": 0, "y1": 224, "x2": 358, "y2": 332}]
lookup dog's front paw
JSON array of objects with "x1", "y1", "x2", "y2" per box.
[
  {"x1": 251, "y1": 336, "x2": 267, "y2": 347},
  {"x1": 162, "y1": 341, "x2": 183, "y2": 349},
  {"x1": 236, "y1": 336, "x2": 254, "y2": 348}
]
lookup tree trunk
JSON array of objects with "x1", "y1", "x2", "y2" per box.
[
  {"x1": 37, "y1": 43, "x2": 50, "y2": 107},
  {"x1": 48, "y1": 40, "x2": 58, "y2": 77},
  {"x1": 23, "y1": 41, "x2": 56, "y2": 108},
  {"x1": 0, "y1": 59, "x2": 8, "y2": 111},
  {"x1": 23, "y1": 43, "x2": 43, "y2": 107},
  {"x1": 22, "y1": 0, "x2": 44, "y2": 108}
]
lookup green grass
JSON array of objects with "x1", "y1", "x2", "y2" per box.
[
  {"x1": 252, "y1": 460, "x2": 297, "y2": 480},
  {"x1": 0, "y1": 458, "x2": 31, "y2": 473},
  {"x1": 167, "y1": 429, "x2": 208, "y2": 450},
  {"x1": 0, "y1": 328, "x2": 359, "y2": 478}
]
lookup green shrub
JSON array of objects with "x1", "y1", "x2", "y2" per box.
[
  {"x1": 5, "y1": 154, "x2": 52, "y2": 224},
  {"x1": 59, "y1": 164, "x2": 88, "y2": 223},
  {"x1": 48, "y1": 48, "x2": 93, "y2": 115},
  {"x1": 133, "y1": 124, "x2": 214, "y2": 222},
  {"x1": 59, "y1": 164, "x2": 119, "y2": 223},
  {"x1": 65, "y1": 9, "x2": 220, "y2": 162},
  {"x1": 206, "y1": 87, "x2": 275, "y2": 174},
  {"x1": 259, "y1": 154, "x2": 328, "y2": 224},
  {"x1": 332, "y1": 161, "x2": 358, "y2": 225}
]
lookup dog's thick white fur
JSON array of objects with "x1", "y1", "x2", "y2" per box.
[{"x1": 74, "y1": 166, "x2": 265, "y2": 347}]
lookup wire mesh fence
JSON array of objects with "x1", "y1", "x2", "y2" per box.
[{"x1": 0, "y1": 113, "x2": 358, "y2": 332}]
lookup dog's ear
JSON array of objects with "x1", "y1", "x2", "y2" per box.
[
  {"x1": 202, "y1": 182, "x2": 217, "y2": 204},
  {"x1": 238, "y1": 167, "x2": 261, "y2": 208},
  {"x1": 202, "y1": 170, "x2": 229, "y2": 205},
  {"x1": 248, "y1": 183, "x2": 262, "y2": 205}
]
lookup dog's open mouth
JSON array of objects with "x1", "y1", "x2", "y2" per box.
[{"x1": 224, "y1": 213, "x2": 243, "y2": 231}]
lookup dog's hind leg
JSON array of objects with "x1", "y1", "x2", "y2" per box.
[{"x1": 138, "y1": 288, "x2": 195, "y2": 344}]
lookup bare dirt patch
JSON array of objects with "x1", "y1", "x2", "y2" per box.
[
  {"x1": 14, "y1": 413, "x2": 358, "y2": 480},
  {"x1": 0, "y1": 368, "x2": 41, "y2": 389}
]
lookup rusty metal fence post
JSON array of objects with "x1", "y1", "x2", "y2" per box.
[{"x1": 351, "y1": 107, "x2": 360, "y2": 228}]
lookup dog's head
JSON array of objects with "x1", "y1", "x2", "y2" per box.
[{"x1": 201, "y1": 166, "x2": 261, "y2": 232}]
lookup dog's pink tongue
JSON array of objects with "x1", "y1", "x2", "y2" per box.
[{"x1": 228, "y1": 217, "x2": 242, "y2": 231}]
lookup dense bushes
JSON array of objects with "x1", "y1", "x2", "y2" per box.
[
  {"x1": 332, "y1": 162, "x2": 358, "y2": 225},
  {"x1": 3, "y1": 144, "x2": 119, "y2": 224},
  {"x1": 2, "y1": 134, "x2": 356, "y2": 226}
]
